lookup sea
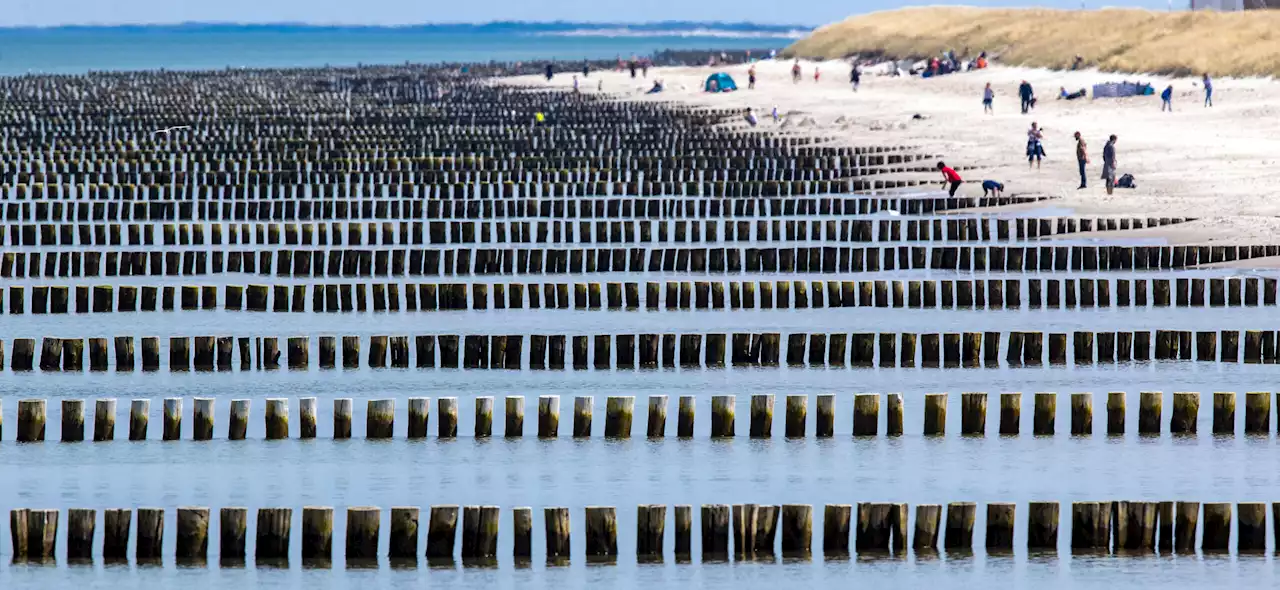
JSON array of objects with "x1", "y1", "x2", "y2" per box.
[
  {"x1": 0, "y1": 24, "x2": 797, "y2": 75},
  {"x1": 0, "y1": 24, "x2": 1271, "y2": 590}
]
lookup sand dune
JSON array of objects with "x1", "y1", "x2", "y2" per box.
[
  {"x1": 783, "y1": 7, "x2": 1280, "y2": 78},
  {"x1": 508, "y1": 57, "x2": 1280, "y2": 244}
]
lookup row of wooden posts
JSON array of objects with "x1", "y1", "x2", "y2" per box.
[
  {"x1": 7, "y1": 330, "x2": 1279, "y2": 373},
  {"x1": 8, "y1": 275, "x2": 1275, "y2": 316},
  {"x1": 0, "y1": 242, "x2": 1259, "y2": 280},
  {"x1": 0, "y1": 391, "x2": 1271, "y2": 442},
  {"x1": 0, "y1": 215, "x2": 1180, "y2": 247},
  {"x1": 0, "y1": 191, "x2": 1045, "y2": 224},
  {"x1": 5, "y1": 500, "x2": 1273, "y2": 562}
]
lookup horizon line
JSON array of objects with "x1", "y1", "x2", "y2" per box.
[{"x1": 0, "y1": 20, "x2": 817, "y2": 31}]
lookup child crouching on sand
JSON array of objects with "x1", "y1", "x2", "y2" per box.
[{"x1": 982, "y1": 180, "x2": 1004, "y2": 197}]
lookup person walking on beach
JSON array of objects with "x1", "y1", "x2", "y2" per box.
[
  {"x1": 573, "y1": 75, "x2": 580, "y2": 93},
  {"x1": 1018, "y1": 80, "x2": 1035, "y2": 114},
  {"x1": 982, "y1": 83, "x2": 994, "y2": 114},
  {"x1": 937, "y1": 161, "x2": 963, "y2": 197},
  {"x1": 582, "y1": 62, "x2": 590, "y2": 78},
  {"x1": 1026, "y1": 122, "x2": 1045, "y2": 170},
  {"x1": 1161, "y1": 85, "x2": 1173, "y2": 111},
  {"x1": 814, "y1": 67, "x2": 821, "y2": 83},
  {"x1": 792, "y1": 60, "x2": 802, "y2": 84},
  {"x1": 748, "y1": 65, "x2": 757, "y2": 90},
  {"x1": 1203, "y1": 73, "x2": 1213, "y2": 107},
  {"x1": 1102, "y1": 135, "x2": 1118, "y2": 195},
  {"x1": 545, "y1": 63, "x2": 554, "y2": 81},
  {"x1": 1074, "y1": 131, "x2": 1089, "y2": 189},
  {"x1": 850, "y1": 64, "x2": 861, "y2": 92}
]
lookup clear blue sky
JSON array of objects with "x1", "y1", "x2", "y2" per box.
[{"x1": 6, "y1": 1, "x2": 1175, "y2": 27}]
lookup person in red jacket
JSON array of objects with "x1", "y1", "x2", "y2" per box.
[{"x1": 937, "y1": 161, "x2": 963, "y2": 197}]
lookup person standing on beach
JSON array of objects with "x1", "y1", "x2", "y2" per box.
[
  {"x1": 792, "y1": 60, "x2": 802, "y2": 84},
  {"x1": 982, "y1": 83, "x2": 994, "y2": 114},
  {"x1": 1161, "y1": 85, "x2": 1173, "y2": 111},
  {"x1": 748, "y1": 65, "x2": 757, "y2": 90},
  {"x1": 582, "y1": 62, "x2": 590, "y2": 78},
  {"x1": 1018, "y1": 80, "x2": 1034, "y2": 114},
  {"x1": 1026, "y1": 122, "x2": 1045, "y2": 170},
  {"x1": 937, "y1": 161, "x2": 963, "y2": 197},
  {"x1": 850, "y1": 64, "x2": 861, "y2": 91},
  {"x1": 1102, "y1": 135, "x2": 1118, "y2": 195},
  {"x1": 1074, "y1": 131, "x2": 1089, "y2": 189},
  {"x1": 545, "y1": 63, "x2": 554, "y2": 81},
  {"x1": 1203, "y1": 73, "x2": 1213, "y2": 107},
  {"x1": 814, "y1": 67, "x2": 821, "y2": 83}
]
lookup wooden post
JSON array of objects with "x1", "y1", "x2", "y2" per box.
[
  {"x1": 67, "y1": 508, "x2": 95, "y2": 560},
  {"x1": 674, "y1": 505, "x2": 692, "y2": 560},
  {"x1": 711, "y1": 395, "x2": 735, "y2": 437},
  {"x1": 93, "y1": 398, "x2": 116, "y2": 441},
  {"x1": 1212, "y1": 392, "x2": 1235, "y2": 435},
  {"x1": 1026, "y1": 502, "x2": 1059, "y2": 550},
  {"x1": 1173, "y1": 501, "x2": 1199, "y2": 552},
  {"x1": 1107, "y1": 392, "x2": 1125, "y2": 435},
  {"x1": 176, "y1": 507, "x2": 211, "y2": 560},
  {"x1": 913, "y1": 505, "x2": 941, "y2": 551},
  {"x1": 220, "y1": 507, "x2": 248, "y2": 561},
  {"x1": 504, "y1": 396, "x2": 524, "y2": 437},
  {"x1": 25, "y1": 509, "x2": 58, "y2": 560},
  {"x1": 749, "y1": 394, "x2": 774, "y2": 438},
  {"x1": 366, "y1": 399, "x2": 395, "y2": 438},
  {"x1": 538, "y1": 395, "x2": 560, "y2": 437},
  {"x1": 999, "y1": 392, "x2": 1021, "y2": 435},
  {"x1": 1138, "y1": 391, "x2": 1161, "y2": 434},
  {"x1": 573, "y1": 396, "x2": 594, "y2": 437},
  {"x1": 1171, "y1": 392, "x2": 1199, "y2": 434},
  {"x1": 784, "y1": 394, "x2": 807, "y2": 438},
  {"x1": 604, "y1": 396, "x2": 634, "y2": 438},
  {"x1": 461, "y1": 505, "x2": 500, "y2": 559},
  {"x1": 960, "y1": 392, "x2": 987, "y2": 435},
  {"x1": 923, "y1": 393, "x2": 947, "y2": 435},
  {"x1": 1237, "y1": 502, "x2": 1266, "y2": 552},
  {"x1": 1245, "y1": 392, "x2": 1270, "y2": 434},
  {"x1": 1202, "y1": 503, "x2": 1231, "y2": 551},
  {"x1": 646, "y1": 395, "x2": 667, "y2": 437},
  {"x1": 1070, "y1": 502, "x2": 1109, "y2": 550},
  {"x1": 136, "y1": 507, "x2": 164, "y2": 560},
  {"x1": 823, "y1": 504, "x2": 852, "y2": 555},
  {"x1": 512, "y1": 507, "x2": 532, "y2": 560},
  {"x1": 333, "y1": 398, "x2": 353, "y2": 439},
  {"x1": 944, "y1": 503, "x2": 976, "y2": 550},
  {"x1": 815, "y1": 394, "x2": 835, "y2": 437},
  {"x1": 302, "y1": 506, "x2": 334, "y2": 560},
  {"x1": 678, "y1": 395, "x2": 695, "y2": 437},
  {"x1": 475, "y1": 396, "x2": 494, "y2": 438},
  {"x1": 61, "y1": 399, "x2": 85, "y2": 442},
  {"x1": 701, "y1": 504, "x2": 730, "y2": 559},
  {"x1": 439, "y1": 397, "x2": 459, "y2": 438},
  {"x1": 299, "y1": 397, "x2": 317, "y2": 438},
  {"x1": 545, "y1": 507, "x2": 571, "y2": 562},
  {"x1": 853, "y1": 393, "x2": 879, "y2": 436},
  {"x1": 406, "y1": 397, "x2": 430, "y2": 438},
  {"x1": 346, "y1": 507, "x2": 381, "y2": 560},
  {"x1": 1071, "y1": 393, "x2": 1093, "y2": 435},
  {"x1": 887, "y1": 393, "x2": 904, "y2": 436},
  {"x1": 637, "y1": 504, "x2": 666, "y2": 559},
  {"x1": 986, "y1": 503, "x2": 1016, "y2": 550},
  {"x1": 103, "y1": 509, "x2": 132, "y2": 560},
  {"x1": 584, "y1": 507, "x2": 618, "y2": 558},
  {"x1": 265, "y1": 398, "x2": 288, "y2": 439},
  {"x1": 426, "y1": 506, "x2": 459, "y2": 559},
  {"x1": 1034, "y1": 392, "x2": 1056, "y2": 435},
  {"x1": 17, "y1": 399, "x2": 46, "y2": 441},
  {"x1": 255, "y1": 507, "x2": 293, "y2": 561},
  {"x1": 389, "y1": 507, "x2": 419, "y2": 559},
  {"x1": 229, "y1": 399, "x2": 250, "y2": 440},
  {"x1": 162, "y1": 397, "x2": 182, "y2": 440}
]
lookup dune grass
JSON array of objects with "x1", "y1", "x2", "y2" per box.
[{"x1": 783, "y1": 7, "x2": 1280, "y2": 77}]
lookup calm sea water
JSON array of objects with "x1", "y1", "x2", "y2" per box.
[{"x1": 0, "y1": 28, "x2": 788, "y2": 75}]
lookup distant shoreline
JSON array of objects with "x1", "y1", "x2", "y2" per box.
[{"x1": 0, "y1": 21, "x2": 810, "y2": 37}]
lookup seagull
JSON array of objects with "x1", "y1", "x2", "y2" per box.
[{"x1": 153, "y1": 126, "x2": 190, "y2": 135}]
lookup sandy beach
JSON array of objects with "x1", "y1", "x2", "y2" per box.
[{"x1": 510, "y1": 60, "x2": 1280, "y2": 244}]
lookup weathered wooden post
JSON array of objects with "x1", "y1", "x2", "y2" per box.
[
  {"x1": 346, "y1": 507, "x2": 381, "y2": 560},
  {"x1": 301, "y1": 506, "x2": 334, "y2": 560},
  {"x1": 711, "y1": 395, "x2": 735, "y2": 437},
  {"x1": 94, "y1": 398, "x2": 116, "y2": 441},
  {"x1": 61, "y1": 399, "x2": 84, "y2": 442},
  {"x1": 334, "y1": 398, "x2": 353, "y2": 439},
  {"x1": 176, "y1": 507, "x2": 211, "y2": 560},
  {"x1": 475, "y1": 396, "x2": 494, "y2": 438},
  {"x1": 229, "y1": 399, "x2": 250, "y2": 440}
]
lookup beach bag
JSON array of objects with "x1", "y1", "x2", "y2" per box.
[{"x1": 1117, "y1": 174, "x2": 1136, "y2": 189}]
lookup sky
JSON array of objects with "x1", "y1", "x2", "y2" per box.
[{"x1": 4, "y1": 0, "x2": 1177, "y2": 27}]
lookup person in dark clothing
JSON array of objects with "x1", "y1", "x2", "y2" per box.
[
  {"x1": 1018, "y1": 80, "x2": 1034, "y2": 114},
  {"x1": 545, "y1": 64, "x2": 554, "y2": 81},
  {"x1": 937, "y1": 161, "x2": 963, "y2": 197},
  {"x1": 981, "y1": 180, "x2": 1004, "y2": 197},
  {"x1": 850, "y1": 65, "x2": 861, "y2": 91},
  {"x1": 582, "y1": 63, "x2": 589, "y2": 78},
  {"x1": 1074, "y1": 131, "x2": 1089, "y2": 189},
  {"x1": 1161, "y1": 85, "x2": 1173, "y2": 111},
  {"x1": 1102, "y1": 135, "x2": 1118, "y2": 195},
  {"x1": 628, "y1": 60, "x2": 637, "y2": 78}
]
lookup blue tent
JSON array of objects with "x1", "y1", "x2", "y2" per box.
[{"x1": 704, "y1": 73, "x2": 737, "y2": 93}]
